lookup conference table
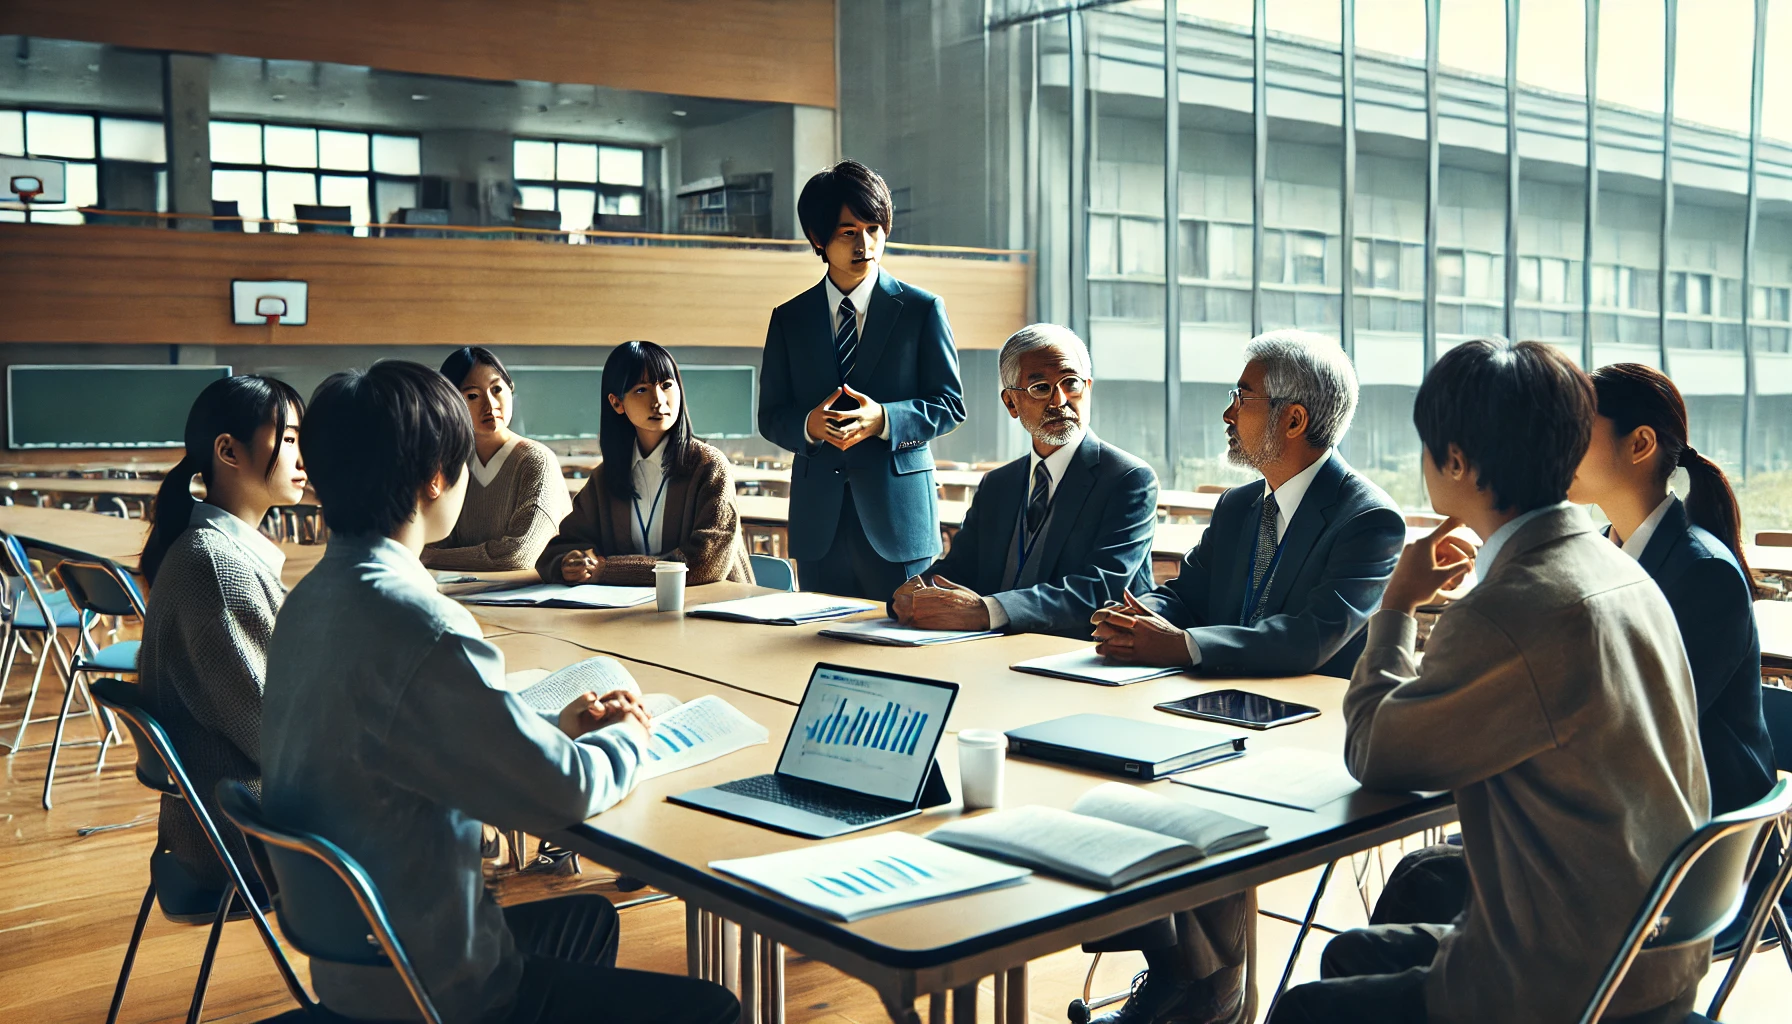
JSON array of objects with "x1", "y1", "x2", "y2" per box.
[
  {"x1": 461, "y1": 580, "x2": 1455, "y2": 1024},
  {"x1": 0, "y1": 505, "x2": 324, "y2": 588}
]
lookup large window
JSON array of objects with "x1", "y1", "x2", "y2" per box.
[
  {"x1": 209, "y1": 121, "x2": 420, "y2": 235},
  {"x1": 512, "y1": 139, "x2": 649, "y2": 240},
  {"x1": 0, "y1": 109, "x2": 165, "y2": 225}
]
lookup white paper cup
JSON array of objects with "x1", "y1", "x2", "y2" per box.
[
  {"x1": 957, "y1": 729, "x2": 1008, "y2": 810},
  {"x1": 653, "y1": 562, "x2": 688, "y2": 612}
]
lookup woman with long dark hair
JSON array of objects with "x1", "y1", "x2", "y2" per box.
[
  {"x1": 1568, "y1": 362, "x2": 1774, "y2": 815},
  {"x1": 138, "y1": 374, "x2": 306, "y2": 899},
  {"x1": 423, "y1": 346, "x2": 572, "y2": 571},
  {"x1": 537, "y1": 341, "x2": 752, "y2": 585}
]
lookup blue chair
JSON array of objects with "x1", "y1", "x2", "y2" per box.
[
  {"x1": 1579, "y1": 777, "x2": 1792, "y2": 1024},
  {"x1": 0, "y1": 531, "x2": 86, "y2": 763},
  {"x1": 216, "y1": 779, "x2": 443, "y2": 1024},
  {"x1": 749, "y1": 553, "x2": 796, "y2": 592},
  {"x1": 87, "y1": 678, "x2": 310, "y2": 1024},
  {"x1": 1705, "y1": 684, "x2": 1792, "y2": 1017},
  {"x1": 42, "y1": 559, "x2": 146, "y2": 808}
]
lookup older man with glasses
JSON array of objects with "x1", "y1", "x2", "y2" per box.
[
  {"x1": 1079, "y1": 330, "x2": 1406, "y2": 1024},
  {"x1": 890, "y1": 323, "x2": 1158, "y2": 639}
]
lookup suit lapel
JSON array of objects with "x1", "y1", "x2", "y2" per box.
[
  {"x1": 1033, "y1": 433, "x2": 1102, "y2": 578},
  {"x1": 1221, "y1": 489, "x2": 1265, "y2": 621},
  {"x1": 977, "y1": 457, "x2": 1028, "y2": 586},
  {"x1": 1256, "y1": 454, "x2": 1346, "y2": 618},
  {"x1": 849, "y1": 270, "x2": 904, "y2": 386},
  {"x1": 1636, "y1": 496, "x2": 1687, "y2": 577}
]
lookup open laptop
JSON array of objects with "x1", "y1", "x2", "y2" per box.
[{"x1": 669, "y1": 663, "x2": 958, "y2": 839}]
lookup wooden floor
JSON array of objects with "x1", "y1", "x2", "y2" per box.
[{"x1": 3, "y1": 657, "x2": 1788, "y2": 1023}]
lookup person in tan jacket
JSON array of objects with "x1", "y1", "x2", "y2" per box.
[{"x1": 537, "y1": 341, "x2": 753, "y2": 587}]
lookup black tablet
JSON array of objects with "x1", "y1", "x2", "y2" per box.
[{"x1": 1154, "y1": 689, "x2": 1321, "y2": 731}]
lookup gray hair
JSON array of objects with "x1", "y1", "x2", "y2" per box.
[
  {"x1": 999, "y1": 323, "x2": 1093, "y2": 389},
  {"x1": 1244, "y1": 329, "x2": 1359, "y2": 449}
]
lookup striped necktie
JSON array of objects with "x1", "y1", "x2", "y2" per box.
[
  {"x1": 1246, "y1": 492, "x2": 1280, "y2": 623},
  {"x1": 1026, "y1": 461, "x2": 1052, "y2": 537},
  {"x1": 834, "y1": 296, "x2": 858, "y2": 383}
]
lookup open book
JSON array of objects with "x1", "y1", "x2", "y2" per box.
[
  {"x1": 818, "y1": 618, "x2": 1003, "y2": 646},
  {"x1": 686, "y1": 592, "x2": 878, "y2": 625},
  {"x1": 710, "y1": 831, "x2": 1030, "y2": 922},
  {"x1": 460, "y1": 582, "x2": 656, "y2": 609},
  {"x1": 926, "y1": 782, "x2": 1267, "y2": 890},
  {"x1": 512, "y1": 657, "x2": 767, "y2": 780}
]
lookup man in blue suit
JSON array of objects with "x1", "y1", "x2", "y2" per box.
[
  {"x1": 1093, "y1": 330, "x2": 1405, "y2": 680},
  {"x1": 758, "y1": 160, "x2": 965, "y2": 601},
  {"x1": 1080, "y1": 330, "x2": 1405, "y2": 1024},
  {"x1": 890, "y1": 324, "x2": 1157, "y2": 638}
]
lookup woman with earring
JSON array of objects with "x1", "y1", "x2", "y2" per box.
[
  {"x1": 537, "y1": 341, "x2": 752, "y2": 586},
  {"x1": 424, "y1": 346, "x2": 572, "y2": 571}
]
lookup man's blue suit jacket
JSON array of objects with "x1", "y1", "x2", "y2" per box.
[
  {"x1": 1629, "y1": 497, "x2": 1775, "y2": 815},
  {"x1": 918, "y1": 432, "x2": 1157, "y2": 638},
  {"x1": 1140, "y1": 452, "x2": 1404, "y2": 678},
  {"x1": 758, "y1": 270, "x2": 965, "y2": 563}
]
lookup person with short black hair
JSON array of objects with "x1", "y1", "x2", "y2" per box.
[
  {"x1": 537, "y1": 341, "x2": 753, "y2": 585},
  {"x1": 423, "y1": 346, "x2": 572, "y2": 572},
  {"x1": 1269, "y1": 339, "x2": 1711, "y2": 1024},
  {"x1": 759, "y1": 159, "x2": 965, "y2": 601},
  {"x1": 262, "y1": 360, "x2": 737, "y2": 1024}
]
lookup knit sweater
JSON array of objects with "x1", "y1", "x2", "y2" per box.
[
  {"x1": 424, "y1": 436, "x2": 572, "y2": 572},
  {"x1": 138, "y1": 506, "x2": 286, "y2": 890},
  {"x1": 536, "y1": 440, "x2": 754, "y2": 586}
]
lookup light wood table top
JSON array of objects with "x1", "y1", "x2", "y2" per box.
[
  {"x1": 0, "y1": 503, "x2": 323, "y2": 588},
  {"x1": 1746, "y1": 544, "x2": 1792, "y2": 576},
  {"x1": 1756, "y1": 599, "x2": 1792, "y2": 660},
  {"x1": 1, "y1": 476, "x2": 164, "y2": 497}
]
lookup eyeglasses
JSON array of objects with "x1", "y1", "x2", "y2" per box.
[
  {"x1": 1227, "y1": 387, "x2": 1278, "y2": 406},
  {"x1": 1005, "y1": 375, "x2": 1091, "y2": 401}
]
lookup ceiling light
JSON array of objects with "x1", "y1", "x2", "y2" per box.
[
  {"x1": 672, "y1": 110, "x2": 687, "y2": 117},
  {"x1": 411, "y1": 93, "x2": 430, "y2": 101}
]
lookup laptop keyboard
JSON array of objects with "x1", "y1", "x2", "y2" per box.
[{"x1": 715, "y1": 774, "x2": 901, "y2": 826}]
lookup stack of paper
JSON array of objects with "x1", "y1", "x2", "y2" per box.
[
  {"x1": 710, "y1": 831, "x2": 1030, "y2": 921},
  {"x1": 818, "y1": 618, "x2": 1003, "y2": 646},
  {"x1": 1171, "y1": 747, "x2": 1365, "y2": 811},
  {"x1": 1012, "y1": 647, "x2": 1186, "y2": 686},
  {"x1": 686, "y1": 592, "x2": 878, "y2": 625},
  {"x1": 459, "y1": 582, "x2": 655, "y2": 609}
]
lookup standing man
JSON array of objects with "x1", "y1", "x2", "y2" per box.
[{"x1": 758, "y1": 160, "x2": 965, "y2": 601}]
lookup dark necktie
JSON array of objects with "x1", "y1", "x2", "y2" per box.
[
  {"x1": 1247, "y1": 491, "x2": 1280, "y2": 623},
  {"x1": 834, "y1": 296, "x2": 858, "y2": 383},
  {"x1": 1026, "y1": 461, "x2": 1052, "y2": 537}
]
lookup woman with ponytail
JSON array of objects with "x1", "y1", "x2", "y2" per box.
[
  {"x1": 138, "y1": 375, "x2": 306, "y2": 898},
  {"x1": 1568, "y1": 362, "x2": 1774, "y2": 817}
]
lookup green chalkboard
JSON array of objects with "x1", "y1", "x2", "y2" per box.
[
  {"x1": 8, "y1": 365, "x2": 232, "y2": 449},
  {"x1": 509, "y1": 365, "x2": 756, "y2": 442}
]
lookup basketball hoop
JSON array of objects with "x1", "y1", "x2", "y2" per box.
[
  {"x1": 8, "y1": 175, "x2": 43, "y2": 204},
  {"x1": 255, "y1": 296, "x2": 288, "y2": 328}
]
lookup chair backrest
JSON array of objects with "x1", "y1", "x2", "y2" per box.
[
  {"x1": 1578, "y1": 777, "x2": 1792, "y2": 1024},
  {"x1": 1762, "y1": 684, "x2": 1792, "y2": 774},
  {"x1": 0, "y1": 530, "x2": 71, "y2": 640},
  {"x1": 55, "y1": 559, "x2": 147, "y2": 619},
  {"x1": 215, "y1": 780, "x2": 442, "y2": 1024},
  {"x1": 294, "y1": 204, "x2": 354, "y2": 235},
  {"x1": 1755, "y1": 530, "x2": 1792, "y2": 547},
  {"x1": 211, "y1": 199, "x2": 244, "y2": 231},
  {"x1": 749, "y1": 554, "x2": 796, "y2": 592}
]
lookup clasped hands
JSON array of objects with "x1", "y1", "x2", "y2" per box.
[
  {"x1": 557, "y1": 688, "x2": 652, "y2": 746},
  {"x1": 1089, "y1": 589, "x2": 1191, "y2": 666},
  {"x1": 805, "y1": 385, "x2": 886, "y2": 451},
  {"x1": 892, "y1": 574, "x2": 991, "y2": 631},
  {"x1": 560, "y1": 549, "x2": 607, "y2": 583}
]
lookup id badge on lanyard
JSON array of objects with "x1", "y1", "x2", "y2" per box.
[
  {"x1": 1241, "y1": 535, "x2": 1285, "y2": 624},
  {"x1": 634, "y1": 474, "x2": 669, "y2": 555}
]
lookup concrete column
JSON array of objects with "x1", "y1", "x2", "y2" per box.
[{"x1": 161, "y1": 53, "x2": 212, "y2": 231}]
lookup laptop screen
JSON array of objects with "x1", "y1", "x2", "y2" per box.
[{"x1": 777, "y1": 663, "x2": 958, "y2": 804}]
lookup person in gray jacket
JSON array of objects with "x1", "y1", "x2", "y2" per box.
[
  {"x1": 262, "y1": 360, "x2": 738, "y2": 1024},
  {"x1": 1270, "y1": 339, "x2": 1711, "y2": 1024}
]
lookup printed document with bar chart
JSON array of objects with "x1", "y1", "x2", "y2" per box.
[
  {"x1": 636, "y1": 695, "x2": 769, "y2": 781},
  {"x1": 710, "y1": 831, "x2": 1030, "y2": 921}
]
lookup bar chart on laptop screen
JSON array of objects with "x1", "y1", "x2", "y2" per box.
[
  {"x1": 781, "y1": 668, "x2": 955, "y2": 801},
  {"x1": 802, "y1": 695, "x2": 930, "y2": 755}
]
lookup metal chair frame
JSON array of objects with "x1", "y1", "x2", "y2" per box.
[
  {"x1": 215, "y1": 779, "x2": 443, "y2": 1024},
  {"x1": 42, "y1": 559, "x2": 147, "y2": 808},
  {"x1": 88, "y1": 679, "x2": 311, "y2": 1024},
  {"x1": 0, "y1": 532, "x2": 90, "y2": 783}
]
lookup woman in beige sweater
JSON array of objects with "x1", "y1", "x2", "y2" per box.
[
  {"x1": 424, "y1": 347, "x2": 572, "y2": 571},
  {"x1": 537, "y1": 341, "x2": 753, "y2": 586}
]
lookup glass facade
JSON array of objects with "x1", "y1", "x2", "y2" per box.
[{"x1": 990, "y1": 0, "x2": 1792, "y2": 531}]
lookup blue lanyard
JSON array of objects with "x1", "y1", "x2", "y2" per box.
[
  {"x1": 633, "y1": 472, "x2": 669, "y2": 555},
  {"x1": 1240, "y1": 528, "x2": 1286, "y2": 624}
]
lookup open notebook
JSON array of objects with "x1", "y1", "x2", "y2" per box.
[
  {"x1": 511, "y1": 657, "x2": 768, "y2": 780},
  {"x1": 460, "y1": 582, "x2": 655, "y2": 609},
  {"x1": 927, "y1": 782, "x2": 1267, "y2": 889}
]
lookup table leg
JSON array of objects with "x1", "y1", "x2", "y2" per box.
[
  {"x1": 881, "y1": 995, "x2": 923, "y2": 1024},
  {"x1": 928, "y1": 991, "x2": 947, "y2": 1024},
  {"x1": 951, "y1": 982, "x2": 978, "y2": 1024},
  {"x1": 739, "y1": 928, "x2": 762, "y2": 1024},
  {"x1": 1003, "y1": 965, "x2": 1027, "y2": 1024},
  {"x1": 686, "y1": 904, "x2": 704, "y2": 979},
  {"x1": 708, "y1": 912, "x2": 725, "y2": 982},
  {"x1": 723, "y1": 920, "x2": 740, "y2": 993},
  {"x1": 759, "y1": 937, "x2": 786, "y2": 1024}
]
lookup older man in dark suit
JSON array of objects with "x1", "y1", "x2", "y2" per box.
[{"x1": 890, "y1": 324, "x2": 1157, "y2": 638}]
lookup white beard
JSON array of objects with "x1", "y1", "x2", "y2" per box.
[{"x1": 1029, "y1": 415, "x2": 1081, "y2": 447}]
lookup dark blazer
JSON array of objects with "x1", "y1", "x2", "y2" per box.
[
  {"x1": 1141, "y1": 452, "x2": 1404, "y2": 678},
  {"x1": 1630, "y1": 497, "x2": 1775, "y2": 815},
  {"x1": 915, "y1": 432, "x2": 1157, "y2": 638},
  {"x1": 758, "y1": 269, "x2": 966, "y2": 563}
]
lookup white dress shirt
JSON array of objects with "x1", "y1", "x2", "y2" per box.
[
  {"x1": 985, "y1": 427, "x2": 1087, "y2": 628},
  {"x1": 187, "y1": 501, "x2": 286, "y2": 577},
  {"x1": 1185, "y1": 448, "x2": 1335, "y2": 665},
  {"x1": 467, "y1": 436, "x2": 521, "y2": 488},
  {"x1": 627, "y1": 437, "x2": 669, "y2": 555},
  {"x1": 806, "y1": 271, "x2": 892, "y2": 444},
  {"x1": 1616, "y1": 493, "x2": 1676, "y2": 560}
]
